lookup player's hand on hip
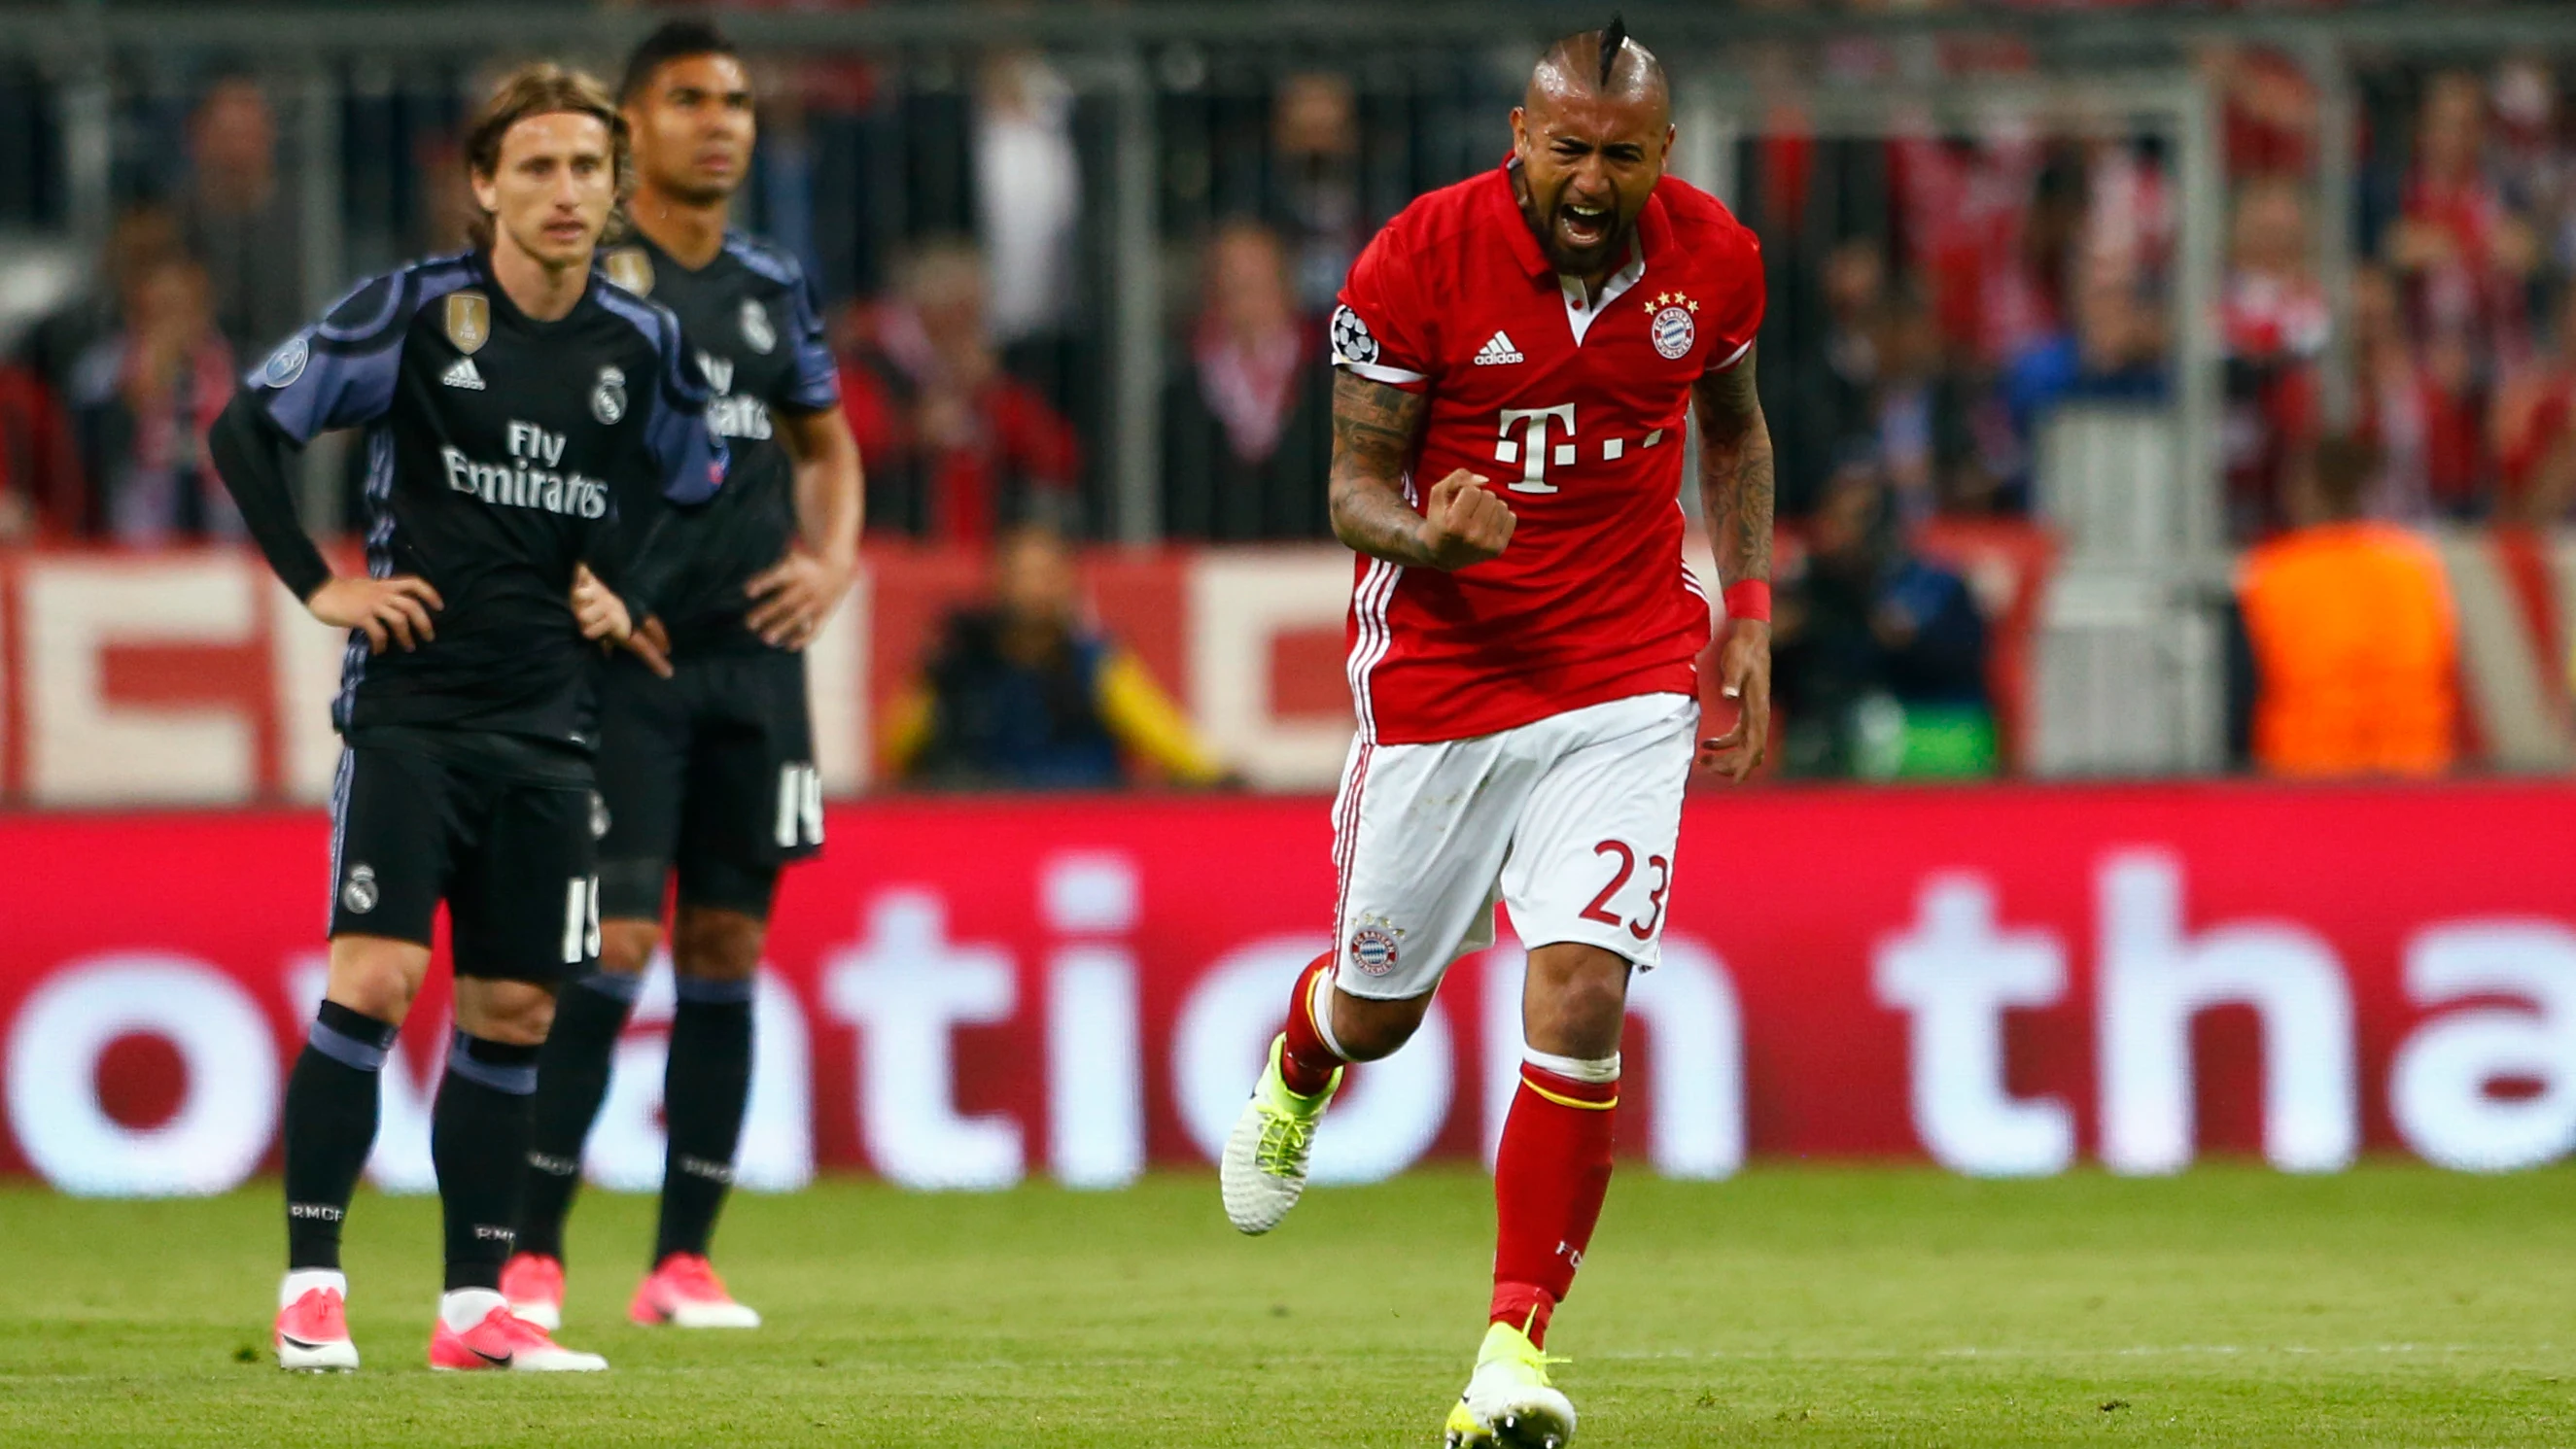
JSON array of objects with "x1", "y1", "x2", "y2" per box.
[
  {"x1": 1418, "y1": 469, "x2": 1514, "y2": 570},
  {"x1": 1699, "y1": 617, "x2": 1772, "y2": 783},
  {"x1": 744, "y1": 546, "x2": 855, "y2": 650},
  {"x1": 571, "y1": 564, "x2": 668, "y2": 676},
  {"x1": 623, "y1": 614, "x2": 674, "y2": 678},
  {"x1": 306, "y1": 575, "x2": 442, "y2": 655}
]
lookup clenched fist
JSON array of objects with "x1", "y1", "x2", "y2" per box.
[{"x1": 1416, "y1": 469, "x2": 1514, "y2": 571}]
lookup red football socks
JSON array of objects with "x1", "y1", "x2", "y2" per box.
[
  {"x1": 1278, "y1": 951, "x2": 1345, "y2": 1097},
  {"x1": 1489, "y1": 1057, "x2": 1619, "y2": 1349}
]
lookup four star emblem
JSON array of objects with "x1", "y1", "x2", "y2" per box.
[{"x1": 1642, "y1": 290, "x2": 1703, "y2": 315}]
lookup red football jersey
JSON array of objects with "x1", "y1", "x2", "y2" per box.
[{"x1": 1331, "y1": 162, "x2": 1765, "y2": 744}]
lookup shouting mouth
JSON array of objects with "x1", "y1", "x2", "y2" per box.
[{"x1": 1557, "y1": 200, "x2": 1615, "y2": 253}]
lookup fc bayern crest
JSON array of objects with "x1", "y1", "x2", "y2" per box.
[
  {"x1": 340, "y1": 863, "x2": 379, "y2": 915},
  {"x1": 592, "y1": 365, "x2": 627, "y2": 425},
  {"x1": 1349, "y1": 924, "x2": 1401, "y2": 978},
  {"x1": 1651, "y1": 303, "x2": 1696, "y2": 360},
  {"x1": 1329, "y1": 304, "x2": 1379, "y2": 365},
  {"x1": 740, "y1": 297, "x2": 777, "y2": 355}
]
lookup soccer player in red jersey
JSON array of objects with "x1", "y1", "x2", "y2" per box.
[{"x1": 1217, "y1": 22, "x2": 1774, "y2": 1446}]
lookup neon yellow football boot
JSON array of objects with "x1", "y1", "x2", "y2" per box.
[
  {"x1": 1444, "y1": 1320, "x2": 1576, "y2": 1448},
  {"x1": 1219, "y1": 1034, "x2": 1340, "y2": 1234}
]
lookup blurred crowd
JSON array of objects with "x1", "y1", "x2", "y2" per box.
[
  {"x1": 3, "y1": 23, "x2": 2574, "y2": 783},
  {"x1": 12, "y1": 44, "x2": 2576, "y2": 550},
  {"x1": 1749, "y1": 49, "x2": 2576, "y2": 544}
]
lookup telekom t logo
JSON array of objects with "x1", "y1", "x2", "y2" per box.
[{"x1": 1495, "y1": 405, "x2": 1575, "y2": 495}]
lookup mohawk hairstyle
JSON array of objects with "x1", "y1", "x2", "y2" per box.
[{"x1": 1598, "y1": 14, "x2": 1627, "y2": 86}]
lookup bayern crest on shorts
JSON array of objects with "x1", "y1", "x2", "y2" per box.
[
  {"x1": 1349, "y1": 921, "x2": 1401, "y2": 977},
  {"x1": 1651, "y1": 302, "x2": 1695, "y2": 360}
]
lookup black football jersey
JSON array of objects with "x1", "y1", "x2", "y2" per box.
[
  {"x1": 243, "y1": 250, "x2": 726, "y2": 747},
  {"x1": 596, "y1": 230, "x2": 839, "y2": 654}
]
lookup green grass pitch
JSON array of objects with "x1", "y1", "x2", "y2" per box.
[{"x1": 3, "y1": 1164, "x2": 2573, "y2": 1445}]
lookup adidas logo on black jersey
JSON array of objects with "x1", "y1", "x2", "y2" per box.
[
  {"x1": 1474, "y1": 331, "x2": 1524, "y2": 365},
  {"x1": 440, "y1": 357, "x2": 485, "y2": 391}
]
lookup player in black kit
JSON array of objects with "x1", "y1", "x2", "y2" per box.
[
  {"x1": 503, "y1": 21, "x2": 864, "y2": 1333},
  {"x1": 210, "y1": 64, "x2": 726, "y2": 1374}
]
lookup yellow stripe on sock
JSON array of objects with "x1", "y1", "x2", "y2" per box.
[{"x1": 1521, "y1": 1074, "x2": 1618, "y2": 1111}]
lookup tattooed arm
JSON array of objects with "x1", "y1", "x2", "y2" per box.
[
  {"x1": 1328, "y1": 369, "x2": 1514, "y2": 571},
  {"x1": 1695, "y1": 344, "x2": 1775, "y2": 591},
  {"x1": 1692, "y1": 344, "x2": 1776, "y2": 781}
]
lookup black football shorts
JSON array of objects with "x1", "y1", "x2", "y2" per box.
[
  {"x1": 593, "y1": 646, "x2": 821, "y2": 923},
  {"x1": 326, "y1": 742, "x2": 603, "y2": 983}
]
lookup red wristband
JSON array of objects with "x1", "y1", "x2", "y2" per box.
[{"x1": 1722, "y1": 580, "x2": 1771, "y2": 623}]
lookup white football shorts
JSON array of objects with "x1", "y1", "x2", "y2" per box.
[{"x1": 1328, "y1": 691, "x2": 1699, "y2": 1001}]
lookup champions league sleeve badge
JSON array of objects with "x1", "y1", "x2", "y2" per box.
[
  {"x1": 260, "y1": 333, "x2": 310, "y2": 388},
  {"x1": 592, "y1": 365, "x2": 628, "y2": 425},
  {"x1": 1330, "y1": 304, "x2": 1380, "y2": 366},
  {"x1": 739, "y1": 297, "x2": 777, "y2": 355}
]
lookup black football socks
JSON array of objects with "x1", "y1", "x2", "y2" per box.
[
  {"x1": 433, "y1": 1031, "x2": 540, "y2": 1292},
  {"x1": 656, "y1": 975, "x2": 754, "y2": 1263},
  {"x1": 284, "y1": 1001, "x2": 398, "y2": 1271},
  {"x1": 514, "y1": 970, "x2": 639, "y2": 1261}
]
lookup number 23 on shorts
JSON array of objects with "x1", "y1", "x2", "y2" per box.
[{"x1": 1580, "y1": 841, "x2": 1670, "y2": 941}]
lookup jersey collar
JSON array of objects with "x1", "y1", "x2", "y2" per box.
[
  {"x1": 616, "y1": 221, "x2": 737, "y2": 279},
  {"x1": 1491, "y1": 160, "x2": 1674, "y2": 345},
  {"x1": 470, "y1": 247, "x2": 589, "y2": 334}
]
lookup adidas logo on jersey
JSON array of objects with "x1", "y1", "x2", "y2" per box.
[
  {"x1": 440, "y1": 357, "x2": 486, "y2": 391},
  {"x1": 1474, "y1": 331, "x2": 1524, "y2": 365}
]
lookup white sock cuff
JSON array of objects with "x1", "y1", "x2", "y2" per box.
[
  {"x1": 1522, "y1": 1048, "x2": 1620, "y2": 1084},
  {"x1": 439, "y1": 1287, "x2": 507, "y2": 1333},
  {"x1": 1308, "y1": 967, "x2": 1352, "y2": 1062},
  {"x1": 281, "y1": 1268, "x2": 346, "y2": 1308}
]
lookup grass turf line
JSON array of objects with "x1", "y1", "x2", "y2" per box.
[{"x1": 1, "y1": 1164, "x2": 2572, "y2": 1446}]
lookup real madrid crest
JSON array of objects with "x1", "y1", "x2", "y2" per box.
[
  {"x1": 739, "y1": 297, "x2": 776, "y2": 355},
  {"x1": 592, "y1": 365, "x2": 627, "y2": 425},
  {"x1": 1642, "y1": 290, "x2": 1699, "y2": 361},
  {"x1": 444, "y1": 292, "x2": 491, "y2": 355},
  {"x1": 603, "y1": 247, "x2": 655, "y2": 297},
  {"x1": 340, "y1": 862, "x2": 379, "y2": 915}
]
